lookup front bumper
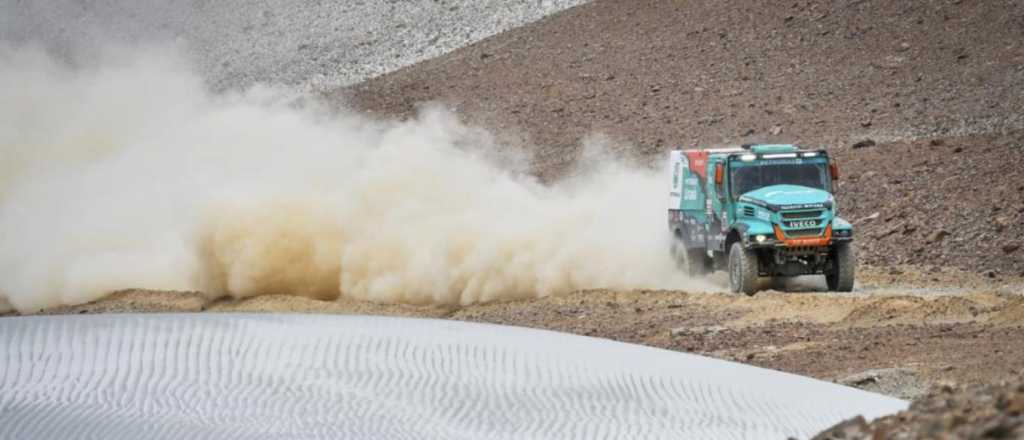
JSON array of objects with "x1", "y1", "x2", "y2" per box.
[{"x1": 744, "y1": 224, "x2": 853, "y2": 249}]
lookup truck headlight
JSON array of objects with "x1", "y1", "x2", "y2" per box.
[{"x1": 755, "y1": 234, "x2": 767, "y2": 243}]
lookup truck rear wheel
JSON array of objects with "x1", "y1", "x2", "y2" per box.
[
  {"x1": 769, "y1": 277, "x2": 789, "y2": 291},
  {"x1": 728, "y1": 242, "x2": 759, "y2": 296},
  {"x1": 686, "y1": 249, "x2": 711, "y2": 277},
  {"x1": 826, "y1": 243, "x2": 855, "y2": 292},
  {"x1": 672, "y1": 238, "x2": 710, "y2": 277}
]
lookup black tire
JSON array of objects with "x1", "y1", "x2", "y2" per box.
[
  {"x1": 769, "y1": 277, "x2": 788, "y2": 291},
  {"x1": 826, "y1": 243, "x2": 856, "y2": 292},
  {"x1": 672, "y1": 237, "x2": 710, "y2": 277},
  {"x1": 686, "y1": 249, "x2": 712, "y2": 277},
  {"x1": 728, "y1": 242, "x2": 759, "y2": 296},
  {"x1": 670, "y1": 236, "x2": 684, "y2": 266}
]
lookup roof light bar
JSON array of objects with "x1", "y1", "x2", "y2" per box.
[{"x1": 762, "y1": 153, "x2": 798, "y2": 159}]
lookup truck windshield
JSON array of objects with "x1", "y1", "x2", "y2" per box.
[{"x1": 731, "y1": 162, "x2": 830, "y2": 198}]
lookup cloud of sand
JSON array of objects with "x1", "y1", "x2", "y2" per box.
[{"x1": 0, "y1": 45, "x2": 711, "y2": 313}]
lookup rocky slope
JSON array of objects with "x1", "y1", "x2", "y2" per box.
[
  {"x1": 834, "y1": 132, "x2": 1024, "y2": 278},
  {"x1": 344, "y1": 0, "x2": 1024, "y2": 164},
  {"x1": 341, "y1": 0, "x2": 1024, "y2": 277},
  {"x1": 813, "y1": 377, "x2": 1024, "y2": 439}
]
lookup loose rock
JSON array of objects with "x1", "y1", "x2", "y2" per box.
[
  {"x1": 929, "y1": 230, "x2": 950, "y2": 243},
  {"x1": 852, "y1": 139, "x2": 877, "y2": 149}
]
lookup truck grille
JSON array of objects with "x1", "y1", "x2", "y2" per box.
[
  {"x1": 782, "y1": 210, "x2": 824, "y2": 219},
  {"x1": 785, "y1": 228, "x2": 822, "y2": 237}
]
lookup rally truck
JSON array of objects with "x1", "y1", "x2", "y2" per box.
[{"x1": 667, "y1": 144, "x2": 854, "y2": 295}]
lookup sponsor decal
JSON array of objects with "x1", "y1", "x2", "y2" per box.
[
  {"x1": 781, "y1": 203, "x2": 826, "y2": 210},
  {"x1": 739, "y1": 196, "x2": 769, "y2": 208},
  {"x1": 685, "y1": 151, "x2": 708, "y2": 179},
  {"x1": 785, "y1": 237, "x2": 829, "y2": 246},
  {"x1": 756, "y1": 210, "x2": 771, "y2": 221}
]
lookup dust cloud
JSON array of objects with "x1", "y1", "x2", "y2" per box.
[{"x1": 0, "y1": 45, "x2": 712, "y2": 313}]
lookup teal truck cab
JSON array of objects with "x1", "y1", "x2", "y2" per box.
[{"x1": 667, "y1": 144, "x2": 854, "y2": 294}]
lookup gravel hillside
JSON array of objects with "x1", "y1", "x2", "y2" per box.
[{"x1": 1, "y1": 0, "x2": 587, "y2": 90}]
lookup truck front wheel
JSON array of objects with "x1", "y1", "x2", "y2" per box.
[
  {"x1": 728, "y1": 242, "x2": 759, "y2": 296},
  {"x1": 826, "y1": 243, "x2": 856, "y2": 292}
]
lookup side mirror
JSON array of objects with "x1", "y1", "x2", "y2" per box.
[
  {"x1": 714, "y1": 163, "x2": 724, "y2": 186},
  {"x1": 829, "y1": 161, "x2": 840, "y2": 181}
]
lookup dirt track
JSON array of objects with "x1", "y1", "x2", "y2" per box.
[{"x1": 11, "y1": 265, "x2": 1022, "y2": 400}]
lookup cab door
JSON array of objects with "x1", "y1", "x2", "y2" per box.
[{"x1": 705, "y1": 158, "x2": 729, "y2": 255}]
